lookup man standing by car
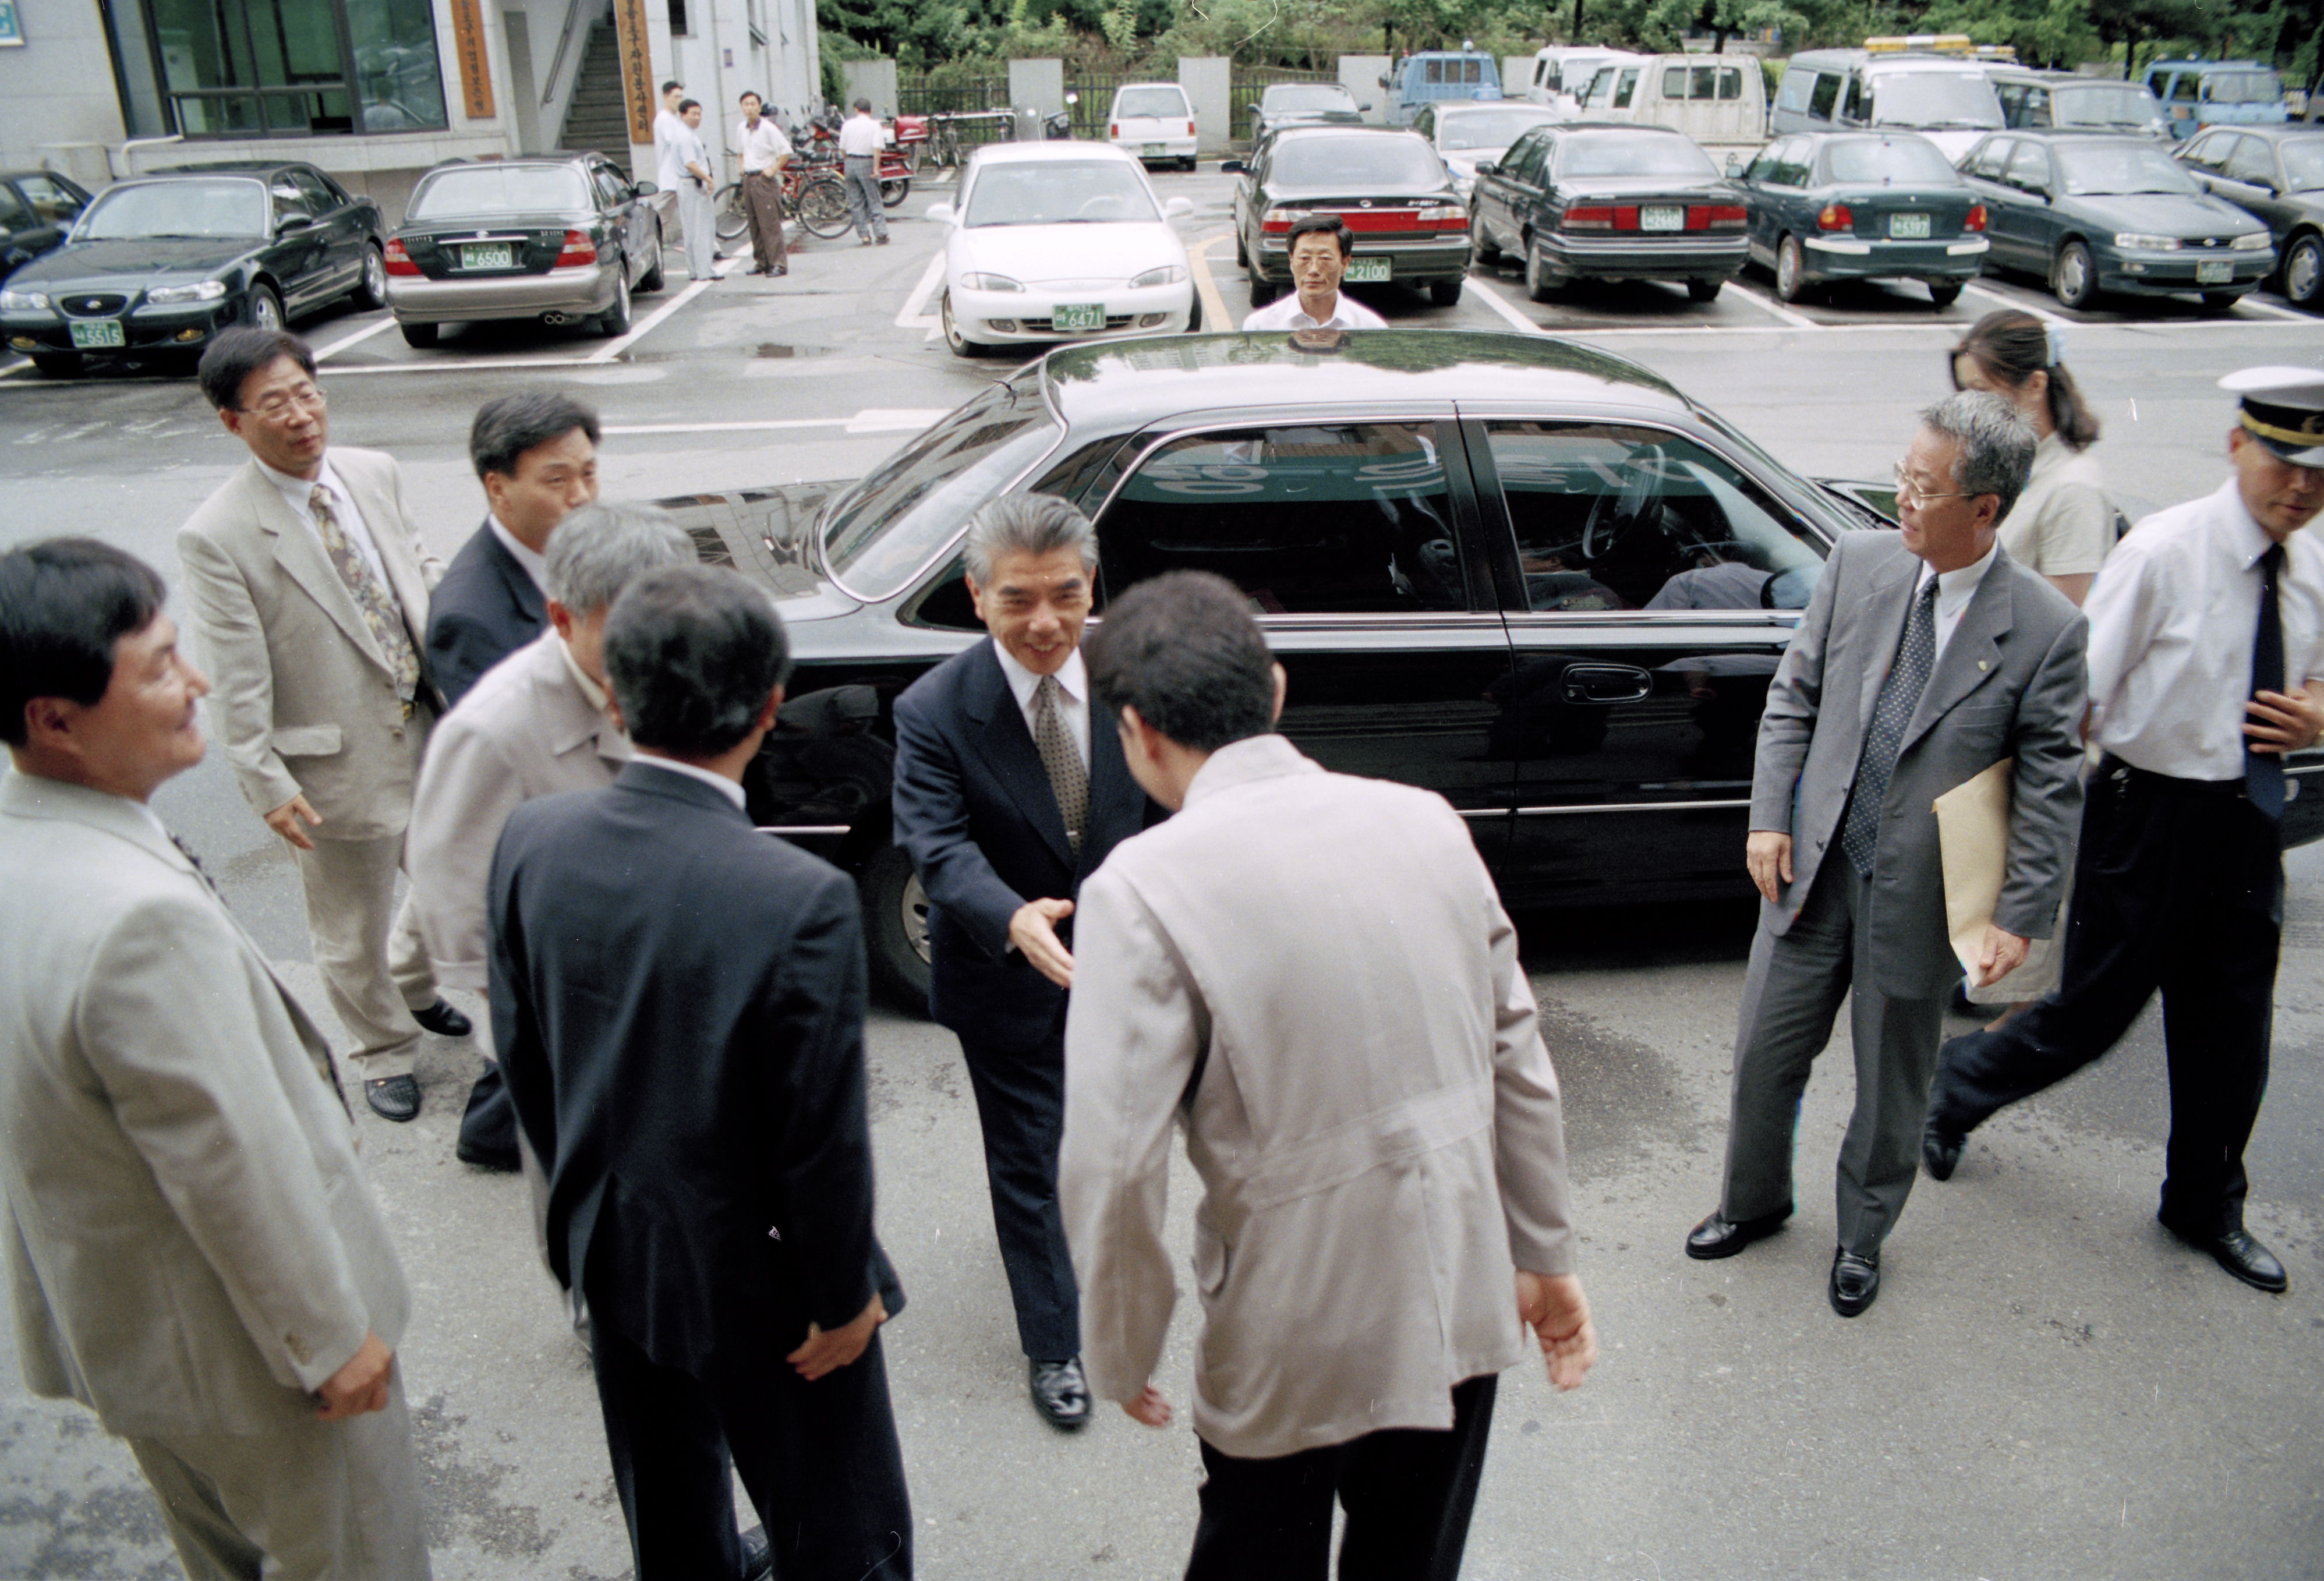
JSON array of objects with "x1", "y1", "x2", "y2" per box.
[
  {"x1": 838, "y1": 98, "x2": 890, "y2": 247},
  {"x1": 674, "y1": 100, "x2": 719, "y2": 283},
  {"x1": 653, "y1": 80, "x2": 687, "y2": 196},
  {"x1": 737, "y1": 91, "x2": 793, "y2": 277},
  {"x1": 891, "y1": 495, "x2": 1151, "y2": 1428},
  {"x1": 1243, "y1": 215, "x2": 1387, "y2": 331}
]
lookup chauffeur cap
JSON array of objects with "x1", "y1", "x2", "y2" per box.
[{"x1": 2220, "y1": 366, "x2": 2324, "y2": 469}]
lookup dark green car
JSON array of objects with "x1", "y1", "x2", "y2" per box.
[
  {"x1": 2175, "y1": 125, "x2": 2324, "y2": 310},
  {"x1": 1736, "y1": 132, "x2": 1989, "y2": 305}
]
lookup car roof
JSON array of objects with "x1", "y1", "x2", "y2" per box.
[
  {"x1": 1036, "y1": 331, "x2": 1689, "y2": 431},
  {"x1": 427, "y1": 152, "x2": 610, "y2": 169},
  {"x1": 1789, "y1": 49, "x2": 1986, "y2": 72},
  {"x1": 151, "y1": 160, "x2": 315, "y2": 176},
  {"x1": 1265, "y1": 123, "x2": 1428, "y2": 144},
  {"x1": 1989, "y1": 128, "x2": 2153, "y2": 142},
  {"x1": 970, "y1": 140, "x2": 1142, "y2": 166},
  {"x1": 2228, "y1": 125, "x2": 2324, "y2": 143},
  {"x1": 1552, "y1": 121, "x2": 1695, "y2": 137},
  {"x1": 1435, "y1": 100, "x2": 1554, "y2": 116}
]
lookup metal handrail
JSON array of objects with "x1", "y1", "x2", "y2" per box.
[{"x1": 544, "y1": 0, "x2": 604, "y2": 108}]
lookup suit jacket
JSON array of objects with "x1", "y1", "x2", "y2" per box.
[
  {"x1": 0, "y1": 771, "x2": 409, "y2": 1437},
  {"x1": 489, "y1": 763, "x2": 902, "y2": 1375},
  {"x1": 1060, "y1": 735, "x2": 1574, "y2": 1460},
  {"x1": 176, "y1": 448, "x2": 446, "y2": 838},
  {"x1": 427, "y1": 520, "x2": 549, "y2": 708},
  {"x1": 1750, "y1": 532, "x2": 2088, "y2": 998},
  {"x1": 408, "y1": 630, "x2": 628, "y2": 992},
  {"x1": 892, "y1": 638, "x2": 1154, "y2": 1045}
]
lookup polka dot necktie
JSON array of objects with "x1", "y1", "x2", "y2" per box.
[{"x1": 1033, "y1": 673, "x2": 1088, "y2": 857}]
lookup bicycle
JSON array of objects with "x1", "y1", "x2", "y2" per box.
[{"x1": 713, "y1": 165, "x2": 854, "y2": 247}]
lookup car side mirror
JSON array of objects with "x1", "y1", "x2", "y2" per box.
[
  {"x1": 925, "y1": 200, "x2": 956, "y2": 222},
  {"x1": 1359, "y1": 102, "x2": 1374, "y2": 112},
  {"x1": 1473, "y1": 158, "x2": 1497, "y2": 176},
  {"x1": 275, "y1": 214, "x2": 314, "y2": 235},
  {"x1": 1220, "y1": 158, "x2": 1247, "y2": 174},
  {"x1": 632, "y1": 181, "x2": 658, "y2": 197},
  {"x1": 1164, "y1": 196, "x2": 1193, "y2": 217}
]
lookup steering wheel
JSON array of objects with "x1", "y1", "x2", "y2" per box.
[
  {"x1": 1578, "y1": 446, "x2": 1667, "y2": 561},
  {"x1": 1078, "y1": 194, "x2": 1129, "y2": 220}
]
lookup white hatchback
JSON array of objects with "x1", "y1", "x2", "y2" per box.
[
  {"x1": 1108, "y1": 82, "x2": 1199, "y2": 170},
  {"x1": 928, "y1": 143, "x2": 1198, "y2": 358}
]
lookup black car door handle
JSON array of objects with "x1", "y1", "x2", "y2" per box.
[{"x1": 1559, "y1": 664, "x2": 1653, "y2": 705}]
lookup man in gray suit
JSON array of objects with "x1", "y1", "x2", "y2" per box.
[
  {"x1": 0, "y1": 539, "x2": 427, "y2": 1580},
  {"x1": 178, "y1": 327, "x2": 468, "y2": 1124},
  {"x1": 1683, "y1": 392, "x2": 2088, "y2": 1318}
]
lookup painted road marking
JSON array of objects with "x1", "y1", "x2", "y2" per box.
[
  {"x1": 312, "y1": 315, "x2": 401, "y2": 362},
  {"x1": 1188, "y1": 229, "x2": 1233, "y2": 331},
  {"x1": 1465, "y1": 275, "x2": 1547, "y2": 335},
  {"x1": 588, "y1": 254, "x2": 742, "y2": 363},
  {"x1": 1964, "y1": 282, "x2": 2067, "y2": 324},
  {"x1": 1725, "y1": 280, "x2": 1821, "y2": 330},
  {"x1": 897, "y1": 251, "x2": 946, "y2": 338}
]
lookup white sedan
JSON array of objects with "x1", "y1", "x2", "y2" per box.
[
  {"x1": 1423, "y1": 101, "x2": 1566, "y2": 203},
  {"x1": 929, "y1": 143, "x2": 1198, "y2": 358}
]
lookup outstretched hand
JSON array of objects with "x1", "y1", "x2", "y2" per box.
[
  {"x1": 1515, "y1": 1271, "x2": 1597, "y2": 1392},
  {"x1": 1009, "y1": 897, "x2": 1076, "y2": 989}
]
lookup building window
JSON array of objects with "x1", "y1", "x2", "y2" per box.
[
  {"x1": 670, "y1": 0, "x2": 691, "y2": 38},
  {"x1": 132, "y1": 0, "x2": 449, "y2": 137}
]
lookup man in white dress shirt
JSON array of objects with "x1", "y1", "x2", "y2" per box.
[
  {"x1": 673, "y1": 99, "x2": 719, "y2": 282},
  {"x1": 735, "y1": 90, "x2": 794, "y2": 277},
  {"x1": 1927, "y1": 370, "x2": 2324, "y2": 1296},
  {"x1": 837, "y1": 98, "x2": 890, "y2": 246},
  {"x1": 652, "y1": 80, "x2": 687, "y2": 192},
  {"x1": 1242, "y1": 214, "x2": 1389, "y2": 331}
]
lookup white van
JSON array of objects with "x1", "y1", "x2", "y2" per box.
[
  {"x1": 1524, "y1": 47, "x2": 1646, "y2": 113},
  {"x1": 1580, "y1": 54, "x2": 1769, "y2": 157},
  {"x1": 1108, "y1": 82, "x2": 1198, "y2": 170}
]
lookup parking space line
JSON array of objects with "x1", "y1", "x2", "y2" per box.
[
  {"x1": 896, "y1": 252, "x2": 945, "y2": 334},
  {"x1": 323, "y1": 354, "x2": 602, "y2": 376},
  {"x1": 312, "y1": 316, "x2": 400, "y2": 362},
  {"x1": 586, "y1": 255, "x2": 740, "y2": 363},
  {"x1": 1963, "y1": 282, "x2": 2066, "y2": 324},
  {"x1": 2233, "y1": 296, "x2": 2312, "y2": 323},
  {"x1": 1725, "y1": 280, "x2": 1821, "y2": 330},
  {"x1": 1188, "y1": 228, "x2": 1232, "y2": 332},
  {"x1": 1465, "y1": 275, "x2": 1547, "y2": 335}
]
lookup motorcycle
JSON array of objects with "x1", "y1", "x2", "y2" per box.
[{"x1": 1044, "y1": 90, "x2": 1080, "y2": 140}]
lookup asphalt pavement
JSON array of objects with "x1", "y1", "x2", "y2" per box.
[{"x1": 1, "y1": 162, "x2": 2322, "y2": 1580}]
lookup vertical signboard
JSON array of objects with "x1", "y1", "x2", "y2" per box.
[
  {"x1": 614, "y1": 0, "x2": 656, "y2": 147},
  {"x1": 447, "y1": 0, "x2": 496, "y2": 119}
]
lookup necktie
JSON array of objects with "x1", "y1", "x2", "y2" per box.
[
  {"x1": 310, "y1": 484, "x2": 419, "y2": 703},
  {"x1": 170, "y1": 832, "x2": 224, "y2": 899},
  {"x1": 1032, "y1": 673, "x2": 1089, "y2": 857},
  {"x1": 1841, "y1": 576, "x2": 1941, "y2": 876},
  {"x1": 2248, "y1": 542, "x2": 2286, "y2": 820}
]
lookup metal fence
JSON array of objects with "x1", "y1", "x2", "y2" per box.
[
  {"x1": 1063, "y1": 72, "x2": 1132, "y2": 139},
  {"x1": 1229, "y1": 66, "x2": 1340, "y2": 146},
  {"x1": 896, "y1": 73, "x2": 1017, "y2": 167}
]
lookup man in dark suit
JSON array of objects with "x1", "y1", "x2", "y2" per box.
[
  {"x1": 490, "y1": 564, "x2": 910, "y2": 1580},
  {"x1": 425, "y1": 392, "x2": 600, "y2": 708},
  {"x1": 892, "y1": 493, "x2": 1152, "y2": 1428}
]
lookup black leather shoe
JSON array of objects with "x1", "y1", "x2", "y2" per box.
[
  {"x1": 412, "y1": 999, "x2": 472, "y2": 1038},
  {"x1": 1684, "y1": 1205, "x2": 1792, "y2": 1260},
  {"x1": 363, "y1": 1075, "x2": 422, "y2": 1122},
  {"x1": 2169, "y1": 1224, "x2": 2288, "y2": 1294},
  {"x1": 1029, "y1": 1356, "x2": 1090, "y2": 1429},
  {"x1": 1830, "y1": 1247, "x2": 1880, "y2": 1317},
  {"x1": 455, "y1": 1137, "x2": 521, "y2": 1171},
  {"x1": 740, "y1": 1522, "x2": 773, "y2": 1580},
  {"x1": 1923, "y1": 1121, "x2": 1965, "y2": 1182}
]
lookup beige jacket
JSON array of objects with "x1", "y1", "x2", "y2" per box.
[
  {"x1": 1060, "y1": 735, "x2": 1575, "y2": 1460},
  {"x1": 407, "y1": 631, "x2": 629, "y2": 991},
  {"x1": 0, "y1": 771, "x2": 410, "y2": 1437},
  {"x1": 176, "y1": 448, "x2": 444, "y2": 838}
]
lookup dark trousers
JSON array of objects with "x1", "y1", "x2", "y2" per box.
[
  {"x1": 458, "y1": 1061, "x2": 517, "y2": 1160},
  {"x1": 741, "y1": 168, "x2": 787, "y2": 270},
  {"x1": 588, "y1": 1317, "x2": 912, "y2": 1581},
  {"x1": 958, "y1": 1021, "x2": 1079, "y2": 1360},
  {"x1": 1929, "y1": 761, "x2": 2281, "y2": 1236},
  {"x1": 1185, "y1": 1374, "x2": 1498, "y2": 1581}
]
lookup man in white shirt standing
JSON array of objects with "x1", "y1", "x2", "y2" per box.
[
  {"x1": 837, "y1": 98, "x2": 890, "y2": 246},
  {"x1": 1927, "y1": 370, "x2": 2324, "y2": 1296},
  {"x1": 735, "y1": 90, "x2": 793, "y2": 277},
  {"x1": 672, "y1": 98, "x2": 719, "y2": 282},
  {"x1": 652, "y1": 80, "x2": 686, "y2": 193},
  {"x1": 1242, "y1": 214, "x2": 1389, "y2": 331}
]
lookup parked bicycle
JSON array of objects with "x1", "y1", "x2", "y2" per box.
[{"x1": 713, "y1": 164, "x2": 853, "y2": 245}]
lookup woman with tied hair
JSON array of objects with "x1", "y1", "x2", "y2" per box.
[{"x1": 1948, "y1": 308, "x2": 2113, "y2": 607}]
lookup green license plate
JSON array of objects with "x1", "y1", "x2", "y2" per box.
[
  {"x1": 2195, "y1": 259, "x2": 2231, "y2": 284},
  {"x1": 1052, "y1": 303, "x2": 1106, "y2": 331},
  {"x1": 1343, "y1": 256, "x2": 1390, "y2": 282},
  {"x1": 461, "y1": 242, "x2": 515, "y2": 270},
  {"x1": 69, "y1": 320, "x2": 125, "y2": 349},
  {"x1": 1888, "y1": 211, "x2": 1932, "y2": 239},
  {"x1": 1141, "y1": 143, "x2": 1165, "y2": 157}
]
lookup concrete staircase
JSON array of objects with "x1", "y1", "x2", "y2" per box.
[{"x1": 558, "y1": 14, "x2": 634, "y2": 173}]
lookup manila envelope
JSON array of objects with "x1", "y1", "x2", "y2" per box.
[{"x1": 1934, "y1": 758, "x2": 2012, "y2": 984}]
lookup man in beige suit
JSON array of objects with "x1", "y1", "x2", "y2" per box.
[
  {"x1": 407, "y1": 504, "x2": 692, "y2": 1170},
  {"x1": 0, "y1": 538, "x2": 427, "y2": 1580},
  {"x1": 178, "y1": 327, "x2": 467, "y2": 1124},
  {"x1": 1061, "y1": 571, "x2": 1596, "y2": 1580}
]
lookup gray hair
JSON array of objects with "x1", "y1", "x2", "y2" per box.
[
  {"x1": 962, "y1": 493, "x2": 1098, "y2": 586},
  {"x1": 1918, "y1": 390, "x2": 2038, "y2": 523},
  {"x1": 544, "y1": 503, "x2": 695, "y2": 613}
]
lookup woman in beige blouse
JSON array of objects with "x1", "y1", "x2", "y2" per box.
[{"x1": 1949, "y1": 309, "x2": 2112, "y2": 606}]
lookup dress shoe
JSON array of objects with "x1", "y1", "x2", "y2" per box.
[
  {"x1": 1922, "y1": 1120, "x2": 1965, "y2": 1182},
  {"x1": 875, "y1": 234, "x2": 890, "y2": 245},
  {"x1": 1829, "y1": 1247, "x2": 1880, "y2": 1317},
  {"x1": 1029, "y1": 1356, "x2": 1090, "y2": 1429},
  {"x1": 771, "y1": 265, "x2": 788, "y2": 276},
  {"x1": 1684, "y1": 1205, "x2": 1792, "y2": 1260},
  {"x1": 412, "y1": 998, "x2": 472, "y2": 1038},
  {"x1": 2168, "y1": 1223, "x2": 2288, "y2": 1293},
  {"x1": 455, "y1": 1137, "x2": 521, "y2": 1171},
  {"x1": 740, "y1": 1522, "x2": 773, "y2": 1580},
  {"x1": 364, "y1": 1075, "x2": 422, "y2": 1122}
]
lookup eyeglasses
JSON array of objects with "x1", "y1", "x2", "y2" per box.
[
  {"x1": 1891, "y1": 461, "x2": 1978, "y2": 509},
  {"x1": 240, "y1": 387, "x2": 327, "y2": 420}
]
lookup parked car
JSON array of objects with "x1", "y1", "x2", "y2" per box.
[
  {"x1": 1986, "y1": 68, "x2": 2170, "y2": 139},
  {"x1": 1106, "y1": 82, "x2": 1198, "y2": 170},
  {"x1": 928, "y1": 142, "x2": 1197, "y2": 357},
  {"x1": 1246, "y1": 81, "x2": 1370, "y2": 144},
  {"x1": 1771, "y1": 48, "x2": 2005, "y2": 163},
  {"x1": 1469, "y1": 122, "x2": 1748, "y2": 302},
  {"x1": 1737, "y1": 132, "x2": 1987, "y2": 303},
  {"x1": 1225, "y1": 126, "x2": 1472, "y2": 307},
  {"x1": 385, "y1": 152, "x2": 664, "y2": 348},
  {"x1": 1956, "y1": 129, "x2": 2274, "y2": 310},
  {"x1": 1379, "y1": 50, "x2": 1504, "y2": 127},
  {"x1": 2142, "y1": 61, "x2": 2288, "y2": 140},
  {"x1": 2176, "y1": 125, "x2": 2324, "y2": 309},
  {"x1": 1415, "y1": 101, "x2": 1565, "y2": 203},
  {"x1": 0, "y1": 161, "x2": 383, "y2": 378},
  {"x1": 0, "y1": 170, "x2": 93, "y2": 285},
  {"x1": 1576, "y1": 52, "x2": 1770, "y2": 160},
  {"x1": 1522, "y1": 47, "x2": 1647, "y2": 114}
]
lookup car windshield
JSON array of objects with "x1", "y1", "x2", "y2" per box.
[
  {"x1": 1822, "y1": 136, "x2": 1959, "y2": 184},
  {"x1": 2203, "y1": 71, "x2": 2281, "y2": 104},
  {"x1": 2056, "y1": 143, "x2": 2201, "y2": 196},
  {"x1": 820, "y1": 383, "x2": 1062, "y2": 600},
  {"x1": 408, "y1": 165, "x2": 592, "y2": 218},
  {"x1": 78, "y1": 179, "x2": 267, "y2": 240},
  {"x1": 962, "y1": 160, "x2": 1159, "y2": 226},
  {"x1": 2053, "y1": 85, "x2": 2166, "y2": 129},
  {"x1": 1438, "y1": 108, "x2": 1556, "y2": 150},
  {"x1": 1114, "y1": 87, "x2": 1188, "y2": 118},
  {"x1": 2284, "y1": 140, "x2": 2324, "y2": 190},
  {"x1": 1555, "y1": 132, "x2": 1718, "y2": 179},
  {"x1": 1265, "y1": 84, "x2": 1357, "y2": 113},
  {"x1": 1866, "y1": 70, "x2": 2004, "y2": 130},
  {"x1": 1270, "y1": 135, "x2": 1448, "y2": 188}
]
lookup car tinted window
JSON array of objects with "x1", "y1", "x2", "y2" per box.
[
  {"x1": 2283, "y1": 140, "x2": 2324, "y2": 190},
  {"x1": 13, "y1": 175, "x2": 85, "y2": 225},
  {"x1": 2178, "y1": 130, "x2": 2231, "y2": 171},
  {"x1": 1776, "y1": 68, "x2": 1816, "y2": 114},
  {"x1": 287, "y1": 169, "x2": 337, "y2": 211},
  {"x1": 964, "y1": 159, "x2": 1159, "y2": 225},
  {"x1": 1823, "y1": 136, "x2": 1958, "y2": 186},
  {"x1": 1807, "y1": 72, "x2": 1842, "y2": 120},
  {"x1": 1611, "y1": 68, "x2": 1640, "y2": 109},
  {"x1": 1555, "y1": 132, "x2": 1718, "y2": 179},
  {"x1": 592, "y1": 166, "x2": 630, "y2": 208},
  {"x1": 1438, "y1": 108, "x2": 1555, "y2": 150},
  {"x1": 410, "y1": 166, "x2": 592, "y2": 218},
  {"x1": 2056, "y1": 142, "x2": 2199, "y2": 196},
  {"x1": 79, "y1": 180, "x2": 267, "y2": 239},
  {"x1": 1099, "y1": 422, "x2": 1468, "y2": 615},
  {"x1": 2224, "y1": 137, "x2": 2277, "y2": 186},
  {"x1": 1115, "y1": 87, "x2": 1189, "y2": 118},
  {"x1": 1271, "y1": 135, "x2": 1446, "y2": 188},
  {"x1": 2053, "y1": 84, "x2": 2164, "y2": 131},
  {"x1": 2164, "y1": 73, "x2": 2196, "y2": 102},
  {"x1": 2005, "y1": 142, "x2": 2051, "y2": 190},
  {"x1": 2202, "y1": 71, "x2": 2281, "y2": 105},
  {"x1": 1968, "y1": 139, "x2": 2012, "y2": 179},
  {"x1": 1484, "y1": 423, "x2": 1826, "y2": 613},
  {"x1": 0, "y1": 185, "x2": 31, "y2": 229},
  {"x1": 269, "y1": 179, "x2": 316, "y2": 220},
  {"x1": 1865, "y1": 69, "x2": 2003, "y2": 130},
  {"x1": 821, "y1": 383, "x2": 1062, "y2": 600}
]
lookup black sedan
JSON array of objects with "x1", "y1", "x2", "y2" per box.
[
  {"x1": 1246, "y1": 81, "x2": 1370, "y2": 143},
  {"x1": 1737, "y1": 132, "x2": 1988, "y2": 305},
  {"x1": 1956, "y1": 130, "x2": 2273, "y2": 310},
  {"x1": 2175, "y1": 124, "x2": 2324, "y2": 309},
  {"x1": 1225, "y1": 127, "x2": 1472, "y2": 307},
  {"x1": 0, "y1": 170, "x2": 93, "y2": 284},
  {"x1": 1469, "y1": 122, "x2": 1748, "y2": 302},
  {"x1": 0, "y1": 161, "x2": 383, "y2": 377}
]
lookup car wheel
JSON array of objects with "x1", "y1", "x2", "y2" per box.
[
  {"x1": 1247, "y1": 271, "x2": 1278, "y2": 307},
  {"x1": 30, "y1": 352, "x2": 82, "y2": 379},
  {"x1": 351, "y1": 243, "x2": 388, "y2": 310},
  {"x1": 2281, "y1": 232, "x2": 2322, "y2": 309},
  {"x1": 1234, "y1": 228, "x2": 1250, "y2": 268},
  {"x1": 1928, "y1": 280, "x2": 1964, "y2": 308},
  {"x1": 597, "y1": 264, "x2": 632, "y2": 337},
  {"x1": 1687, "y1": 277, "x2": 1722, "y2": 303},
  {"x1": 638, "y1": 222, "x2": 666, "y2": 292},
  {"x1": 1470, "y1": 206, "x2": 1498, "y2": 263},
  {"x1": 1182, "y1": 157, "x2": 1198, "y2": 172},
  {"x1": 2051, "y1": 240, "x2": 2097, "y2": 311},
  {"x1": 1523, "y1": 238, "x2": 1562, "y2": 303},
  {"x1": 398, "y1": 320, "x2": 440, "y2": 348},
  {"x1": 1774, "y1": 235, "x2": 1810, "y2": 303},
  {"x1": 246, "y1": 283, "x2": 284, "y2": 333},
  {"x1": 859, "y1": 842, "x2": 932, "y2": 1013},
  {"x1": 940, "y1": 289, "x2": 984, "y2": 357},
  {"x1": 1186, "y1": 291, "x2": 1202, "y2": 332},
  {"x1": 1428, "y1": 277, "x2": 1463, "y2": 307}
]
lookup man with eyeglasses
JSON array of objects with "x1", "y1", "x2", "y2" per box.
[
  {"x1": 178, "y1": 326, "x2": 460, "y2": 1125},
  {"x1": 1684, "y1": 391, "x2": 2088, "y2": 1319}
]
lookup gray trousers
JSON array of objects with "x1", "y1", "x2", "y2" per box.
[
  {"x1": 843, "y1": 155, "x2": 887, "y2": 239},
  {"x1": 126, "y1": 1375, "x2": 430, "y2": 1580},
  {"x1": 291, "y1": 833, "x2": 436, "y2": 1079},
  {"x1": 1719, "y1": 857, "x2": 1945, "y2": 1258},
  {"x1": 678, "y1": 179, "x2": 718, "y2": 279}
]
